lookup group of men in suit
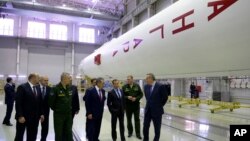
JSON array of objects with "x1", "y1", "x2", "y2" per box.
[
  {"x1": 3, "y1": 72, "x2": 168, "y2": 141},
  {"x1": 2, "y1": 72, "x2": 80, "y2": 141},
  {"x1": 84, "y1": 73, "x2": 168, "y2": 141}
]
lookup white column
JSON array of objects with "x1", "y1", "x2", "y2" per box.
[
  {"x1": 16, "y1": 16, "x2": 22, "y2": 76},
  {"x1": 71, "y1": 24, "x2": 76, "y2": 76},
  {"x1": 71, "y1": 43, "x2": 75, "y2": 76},
  {"x1": 147, "y1": 4, "x2": 155, "y2": 18}
]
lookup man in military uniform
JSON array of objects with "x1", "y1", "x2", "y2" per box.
[
  {"x1": 49, "y1": 72, "x2": 73, "y2": 141},
  {"x1": 122, "y1": 75, "x2": 143, "y2": 139}
]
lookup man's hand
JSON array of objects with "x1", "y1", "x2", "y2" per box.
[
  {"x1": 128, "y1": 96, "x2": 133, "y2": 100},
  {"x1": 131, "y1": 97, "x2": 136, "y2": 102},
  {"x1": 40, "y1": 115, "x2": 45, "y2": 123},
  {"x1": 18, "y1": 117, "x2": 25, "y2": 123},
  {"x1": 87, "y1": 114, "x2": 93, "y2": 120}
]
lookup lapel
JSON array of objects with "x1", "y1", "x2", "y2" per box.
[
  {"x1": 120, "y1": 89, "x2": 123, "y2": 98},
  {"x1": 94, "y1": 87, "x2": 99, "y2": 98},
  {"x1": 95, "y1": 87, "x2": 104, "y2": 102},
  {"x1": 46, "y1": 86, "x2": 50, "y2": 96},
  {"x1": 25, "y1": 82, "x2": 33, "y2": 96},
  {"x1": 45, "y1": 86, "x2": 50, "y2": 99},
  {"x1": 36, "y1": 86, "x2": 41, "y2": 95},
  {"x1": 146, "y1": 85, "x2": 151, "y2": 99},
  {"x1": 113, "y1": 89, "x2": 120, "y2": 99},
  {"x1": 149, "y1": 82, "x2": 158, "y2": 98}
]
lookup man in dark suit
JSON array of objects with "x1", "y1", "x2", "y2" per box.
[
  {"x1": 83, "y1": 78, "x2": 96, "y2": 139},
  {"x1": 38, "y1": 76, "x2": 51, "y2": 141},
  {"x1": 143, "y1": 73, "x2": 168, "y2": 141},
  {"x1": 190, "y1": 82, "x2": 196, "y2": 98},
  {"x1": 2, "y1": 77, "x2": 15, "y2": 126},
  {"x1": 85, "y1": 77, "x2": 106, "y2": 141},
  {"x1": 83, "y1": 78, "x2": 96, "y2": 101},
  {"x1": 15, "y1": 73, "x2": 44, "y2": 141},
  {"x1": 107, "y1": 79, "x2": 126, "y2": 141},
  {"x1": 70, "y1": 77, "x2": 80, "y2": 120},
  {"x1": 190, "y1": 82, "x2": 197, "y2": 98}
]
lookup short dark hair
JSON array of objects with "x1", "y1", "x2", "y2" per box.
[
  {"x1": 127, "y1": 75, "x2": 133, "y2": 79},
  {"x1": 28, "y1": 73, "x2": 37, "y2": 81},
  {"x1": 6, "y1": 77, "x2": 12, "y2": 83},
  {"x1": 112, "y1": 79, "x2": 118, "y2": 84},
  {"x1": 60, "y1": 72, "x2": 70, "y2": 81},
  {"x1": 147, "y1": 73, "x2": 156, "y2": 80},
  {"x1": 91, "y1": 78, "x2": 96, "y2": 84},
  {"x1": 96, "y1": 77, "x2": 104, "y2": 84}
]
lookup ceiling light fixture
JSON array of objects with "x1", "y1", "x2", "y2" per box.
[{"x1": 92, "y1": 0, "x2": 98, "y2": 3}]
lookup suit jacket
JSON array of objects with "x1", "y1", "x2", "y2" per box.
[
  {"x1": 144, "y1": 82, "x2": 168, "y2": 117},
  {"x1": 15, "y1": 82, "x2": 43, "y2": 120},
  {"x1": 4, "y1": 83, "x2": 15, "y2": 104},
  {"x1": 107, "y1": 88, "x2": 125, "y2": 115},
  {"x1": 37, "y1": 85, "x2": 51, "y2": 116},
  {"x1": 83, "y1": 87, "x2": 93, "y2": 102},
  {"x1": 71, "y1": 85, "x2": 80, "y2": 113},
  {"x1": 190, "y1": 84, "x2": 196, "y2": 94},
  {"x1": 85, "y1": 87, "x2": 106, "y2": 119}
]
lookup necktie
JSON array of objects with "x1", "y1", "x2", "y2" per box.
[
  {"x1": 99, "y1": 89, "x2": 102, "y2": 101},
  {"x1": 116, "y1": 89, "x2": 121, "y2": 98},
  {"x1": 42, "y1": 86, "x2": 45, "y2": 99},
  {"x1": 33, "y1": 86, "x2": 37, "y2": 97}
]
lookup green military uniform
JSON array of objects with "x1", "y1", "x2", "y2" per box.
[
  {"x1": 122, "y1": 83, "x2": 143, "y2": 137},
  {"x1": 48, "y1": 83, "x2": 73, "y2": 141}
]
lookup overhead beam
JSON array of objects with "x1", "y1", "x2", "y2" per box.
[{"x1": 7, "y1": 1, "x2": 120, "y2": 21}]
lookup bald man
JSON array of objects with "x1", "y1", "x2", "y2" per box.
[
  {"x1": 38, "y1": 76, "x2": 51, "y2": 141},
  {"x1": 143, "y1": 73, "x2": 168, "y2": 141}
]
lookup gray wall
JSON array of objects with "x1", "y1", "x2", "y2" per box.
[
  {"x1": 172, "y1": 79, "x2": 185, "y2": 97},
  {"x1": 114, "y1": 0, "x2": 173, "y2": 38},
  {"x1": 126, "y1": 0, "x2": 137, "y2": 14},
  {"x1": 126, "y1": 20, "x2": 133, "y2": 32},
  {"x1": 0, "y1": 38, "x2": 17, "y2": 75},
  {"x1": 156, "y1": 0, "x2": 173, "y2": 13},
  {"x1": 138, "y1": 9, "x2": 148, "y2": 24},
  {"x1": 0, "y1": 37, "x2": 97, "y2": 84},
  {"x1": 230, "y1": 88, "x2": 250, "y2": 104}
]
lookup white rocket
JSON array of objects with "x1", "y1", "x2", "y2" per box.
[{"x1": 79, "y1": 0, "x2": 250, "y2": 79}]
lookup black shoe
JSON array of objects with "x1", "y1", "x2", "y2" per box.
[
  {"x1": 136, "y1": 136, "x2": 142, "y2": 139},
  {"x1": 5, "y1": 123, "x2": 13, "y2": 126},
  {"x1": 128, "y1": 134, "x2": 132, "y2": 137}
]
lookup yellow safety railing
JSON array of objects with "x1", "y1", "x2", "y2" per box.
[{"x1": 168, "y1": 96, "x2": 249, "y2": 113}]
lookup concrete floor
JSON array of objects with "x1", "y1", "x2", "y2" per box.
[{"x1": 1, "y1": 92, "x2": 250, "y2": 141}]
